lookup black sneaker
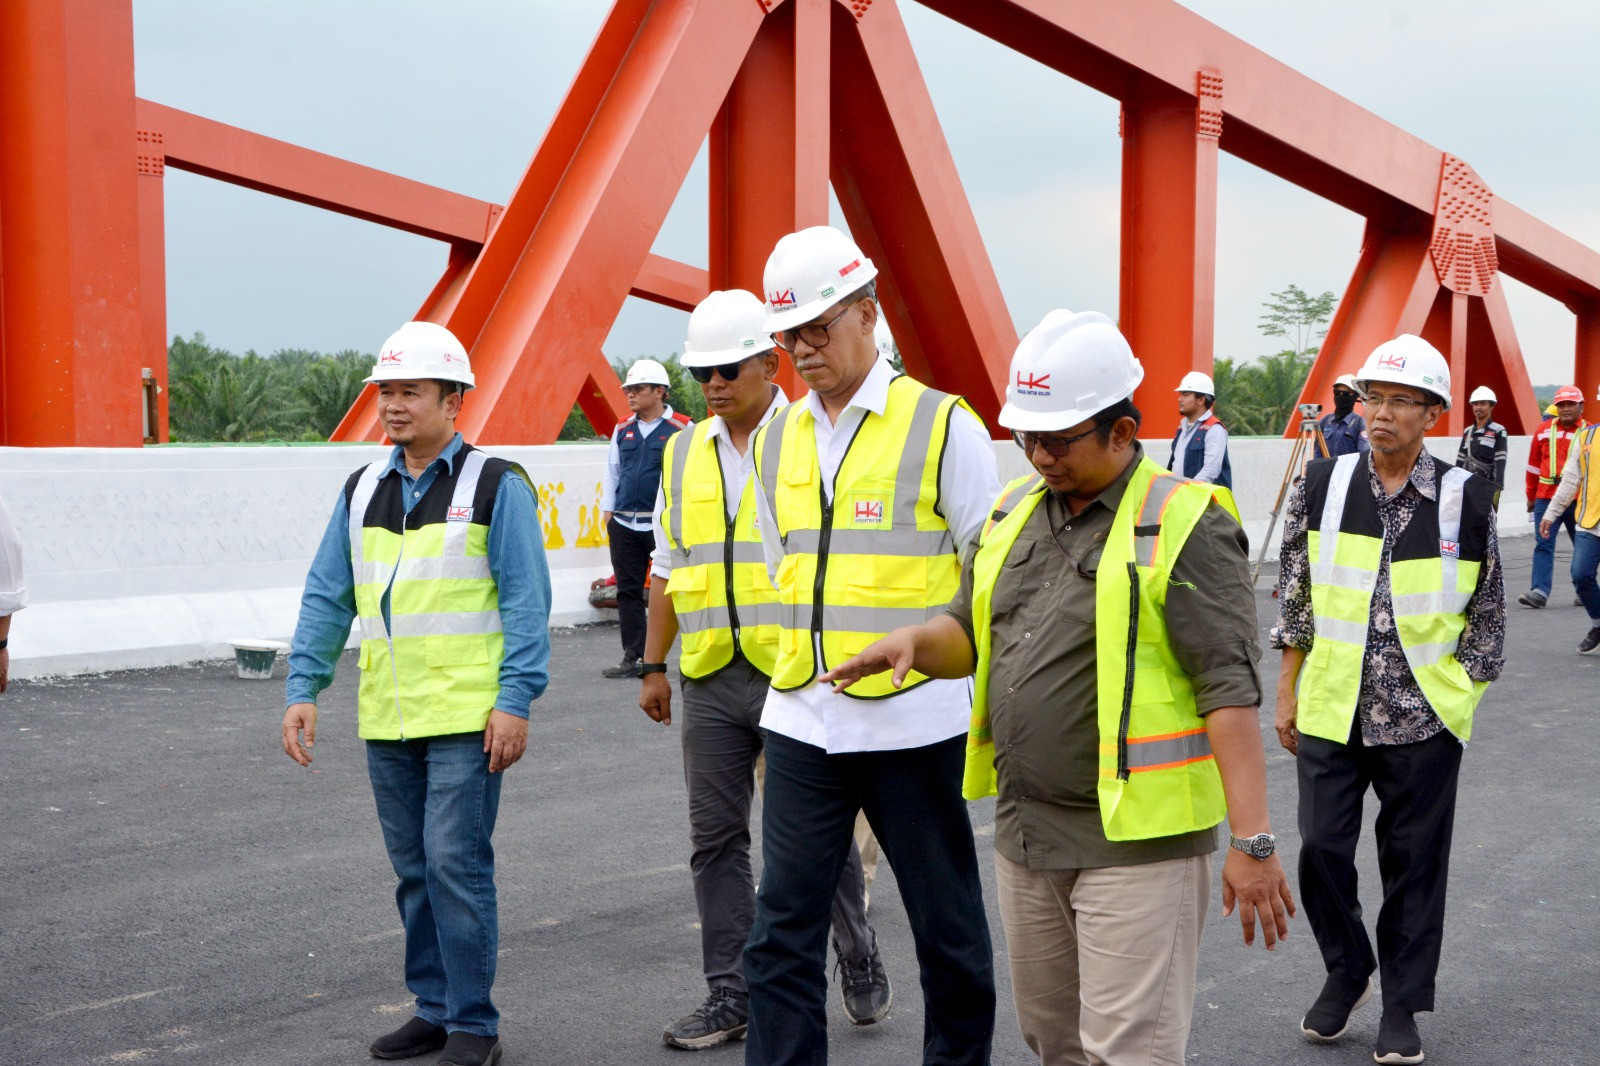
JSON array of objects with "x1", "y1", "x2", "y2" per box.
[
  {"x1": 602, "y1": 657, "x2": 641, "y2": 679},
  {"x1": 369, "y1": 1016, "x2": 447, "y2": 1059},
  {"x1": 837, "y1": 947, "x2": 892, "y2": 1025},
  {"x1": 1300, "y1": 973, "x2": 1373, "y2": 1042},
  {"x1": 1518, "y1": 589, "x2": 1548, "y2": 608},
  {"x1": 1373, "y1": 1007, "x2": 1424, "y2": 1064},
  {"x1": 663, "y1": 987, "x2": 748, "y2": 1049},
  {"x1": 1580, "y1": 627, "x2": 1600, "y2": 654}
]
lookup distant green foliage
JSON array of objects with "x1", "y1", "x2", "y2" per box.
[
  {"x1": 167, "y1": 333, "x2": 371, "y2": 442},
  {"x1": 1214, "y1": 285, "x2": 1336, "y2": 435}
]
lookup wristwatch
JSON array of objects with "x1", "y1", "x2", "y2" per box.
[
  {"x1": 637, "y1": 662, "x2": 668, "y2": 677},
  {"x1": 1228, "y1": 832, "x2": 1277, "y2": 859}
]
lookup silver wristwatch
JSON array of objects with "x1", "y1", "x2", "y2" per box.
[{"x1": 1228, "y1": 832, "x2": 1277, "y2": 859}]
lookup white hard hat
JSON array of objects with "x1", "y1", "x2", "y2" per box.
[
  {"x1": 1174, "y1": 371, "x2": 1215, "y2": 396},
  {"x1": 623, "y1": 358, "x2": 671, "y2": 388},
  {"x1": 762, "y1": 226, "x2": 878, "y2": 332},
  {"x1": 1333, "y1": 374, "x2": 1360, "y2": 393},
  {"x1": 999, "y1": 310, "x2": 1144, "y2": 433},
  {"x1": 1468, "y1": 385, "x2": 1497, "y2": 404},
  {"x1": 874, "y1": 317, "x2": 895, "y2": 358},
  {"x1": 365, "y1": 321, "x2": 475, "y2": 389},
  {"x1": 683, "y1": 290, "x2": 772, "y2": 368},
  {"x1": 1355, "y1": 334, "x2": 1451, "y2": 410}
]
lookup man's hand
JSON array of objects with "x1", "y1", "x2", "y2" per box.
[
  {"x1": 818, "y1": 630, "x2": 918, "y2": 693},
  {"x1": 1527, "y1": 499, "x2": 1535, "y2": 514},
  {"x1": 1221, "y1": 850, "x2": 1296, "y2": 949},
  {"x1": 1540, "y1": 516, "x2": 1553, "y2": 538},
  {"x1": 640, "y1": 672, "x2": 673, "y2": 725},
  {"x1": 283, "y1": 702, "x2": 318, "y2": 766},
  {"x1": 484, "y1": 709, "x2": 529, "y2": 773},
  {"x1": 1273, "y1": 689, "x2": 1298, "y2": 755}
]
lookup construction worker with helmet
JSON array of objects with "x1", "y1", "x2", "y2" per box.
[
  {"x1": 1168, "y1": 370, "x2": 1233, "y2": 486},
  {"x1": 1272, "y1": 334, "x2": 1503, "y2": 1065},
  {"x1": 1521, "y1": 383, "x2": 1588, "y2": 608},
  {"x1": 282, "y1": 321, "x2": 553, "y2": 1066},
  {"x1": 822, "y1": 309, "x2": 1291, "y2": 1065},
  {"x1": 601, "y1": 357, "x2": 693, "y2": 677},
  {"x1": 742, "y1": 225, "x2": 1002, "y2": 1064},
  {"x1": 1537, "y1": 382, "x2": 1600, "y2": 652},
  {"x1": 632, "y1": 290, "x2": 890, "y2": 1048},
  {"x1": 1455, "y1": 385, "x2": 1508, "y2": 506},
  {"x1": 1320, "y1": 373, "x2": 1370, "y2": 457}
]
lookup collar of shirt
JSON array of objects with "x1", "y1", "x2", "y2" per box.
[
  {"x1": 803, "y1": 357, "x2": 895, "y2": 425},
  {"x1": 380, "y1": 431, "x2": 464, "y2": 481},
  {"x1": 625, "y1": 405, "x2": 677, "y2": 433},
  {"x1": 705, "y1": 385, "x2": 789, "y2": 453},
  {"x1": 1366, "y1": 446, "x2": 1437, "y2": 502}
]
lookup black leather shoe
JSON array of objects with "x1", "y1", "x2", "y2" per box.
[
  {"x1": 1579, "y1": 626, "x2": 1600, "y2": 654},
  {"x1": 437, "y1": 1032, "x2": 502, "y2": 1066},
  {"x1": 369, "y1": 1016, "x2": 447, "y2": 1059},
  {"x1": 1300, "y1": 974, "x2": 1373, "y2": 1042},
  {"x1": 1373, "y1": 1007, "x2": 1424, "y2": 1063}
]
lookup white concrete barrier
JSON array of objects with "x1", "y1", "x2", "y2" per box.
[{"x1": 0, "y1": 434, "x2": 1533, "y2": 678}]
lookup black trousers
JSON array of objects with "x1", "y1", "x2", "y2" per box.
[
  {"x1": 607, "y1": 517, "x2": 654, "y2": 660},
  {"x1": 1297, "y1": 723, "x2": 1463, "y2": 1013},
  {"x1": 745, "y1": 731, "x2": 995, "y2": 1065}
]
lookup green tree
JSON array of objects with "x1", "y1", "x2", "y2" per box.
[
  {"x1": 290, "y1": 349, "x2": 372, "y2": 439},
  {"x1": 169, "y1": 346, "x2": 288, "y2": 442},
  {"x1": 1213, "y1": 285, "x2": 1337, "y2": 434},
  {"x1": 1259, "y1": 284, "x2": 1336, "y2": 362}
]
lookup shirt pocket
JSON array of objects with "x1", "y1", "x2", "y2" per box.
[{"x1": 990, "y1": 540, "x2": 1035, "y2": 618}]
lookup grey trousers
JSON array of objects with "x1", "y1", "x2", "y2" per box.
[{"x1": 681, "y1": 655, "x2": 876, "y2": 992}]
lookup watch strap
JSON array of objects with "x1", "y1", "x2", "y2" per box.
[{"x1": 637, "y1": 662, "x2": 668, "y2": 676}]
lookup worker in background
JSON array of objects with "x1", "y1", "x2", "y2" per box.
[
  {"x1": 1538, "y1": 382, "x2": 1600, "y2": 653},
  {"x1": 1455, "y1": 385, "x2": 1508, "y2": 507},
  {"x1": 636, "y1": 290, "x2": 888, "y2": 1050},
  {"x1": 744, "y1": 225, "x2": 1002, "y2": 1064},
  {"x1": 282, "y1": 322, "x2": 553, "y2": 1066},
  {"x1": 1273, "y1": 334, "x2": 1503, "y2": 1066},
  {"x1": 1521, "y1": 384, "x2": 1587, "y2": 608},
  {"x1": 1319, "y1": 374, "x2": 1369, "y2": 457},
  {"x1": 822, "y1": 310, "x2": 1294, "y2": 1066},
  {"x1": 601, "y1": 359, "x2": 692, "y2": 677},
  {"x1": 1168, "y1": 371, "x2": 1233, "y2": 487},
  {"x1": 0, "y1": 490, "x2": 26, "y2": 692}
]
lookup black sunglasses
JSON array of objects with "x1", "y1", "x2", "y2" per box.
[{"x1": 688, "y1": 355, "x2": 761, "y2": 384}]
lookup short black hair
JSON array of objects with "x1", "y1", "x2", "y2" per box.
[
  {"x1": 437, "y1": 379, "x2": 465, "y2": 400},
  {"x1": 1094, "y1": 398, "x2": 1142, "y2": 439}
]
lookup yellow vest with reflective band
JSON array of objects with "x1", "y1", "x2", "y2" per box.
[
  {"x1": 659, "y1": 419, "x2": 783, "y2": 679},
  {"x1": 963, "y1": 457, "x2": 1236, "y2": 841},
  {"x1": 1574, "y1": 425, "x2": 1600, "y2": 529},
  {"x1": 1298, "y1": 453, "x2": 1494, "y2": 743},
  {"x1": 753, "y1": 375, "x2": 967, "y2": 699},
  {"x1": 347, "y1": 446, "x2": 524, "y2": 740},
  {"x1": 1540, "y1": 417, "x2": 1588, "y2": 482}
]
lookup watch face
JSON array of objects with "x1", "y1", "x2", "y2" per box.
[{"x1": 1234, "y1": 833, "x2": 1275, "y2": 858}]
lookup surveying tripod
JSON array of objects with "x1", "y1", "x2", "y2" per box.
[{"x1": 1251, "y1": 405, "x2": 1331, "y2": 588}]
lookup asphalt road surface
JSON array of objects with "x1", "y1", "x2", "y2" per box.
[{"x1": 2, "y1": 535, "x2": 1595, "y2": 1065}]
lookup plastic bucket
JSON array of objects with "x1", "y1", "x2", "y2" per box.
[{"x1": 229, "y1": 639, "x2": 288, "y2": 680}]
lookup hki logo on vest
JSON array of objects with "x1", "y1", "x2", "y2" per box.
[
  {"x1": 853, "y1": 499, "x2": 885, "y2": 525},
  {"x1": 1014, "y1": 371, "x2": 1051, "y2": 397},
  {"x1": 447, "y1": 506, "x2": 474, "y2": 523}
]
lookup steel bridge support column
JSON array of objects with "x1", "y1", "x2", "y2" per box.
[{"x1": 1577, "y1": 300, "x2": 1600, "y2": 401}]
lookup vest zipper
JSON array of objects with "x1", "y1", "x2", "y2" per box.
[
  {"x1": 387, "y1": 525, "x2": 408, "y2": 740},
  {"x1": 714, "y1": 448, "x2": 741, "y2": 644},
  {"x1": 1117, "y1": 561, "x2": 1139, "y2": 781},
  {"x1": 812, "y1": 485, "x2": 832, "y2": 658}
]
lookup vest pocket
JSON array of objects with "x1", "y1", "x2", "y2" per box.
[
  {"x1": 425, "y1": 635, "x2": 491, "y2": 667},
  {"x1": 665, "y1": 566, "x2": 707, "y2": 598}
]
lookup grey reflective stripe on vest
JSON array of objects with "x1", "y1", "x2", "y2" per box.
[
  {"x1": 665, "y1": 426, "x2": 698, "y2": 552},
  {"x1": 756, "y1": 405, "x2": 789, "y2": 528},
  {"x1": 1311, "y1": 453, "x2": 1363, "y2": 587},
  {"x1": 356, "y1": 556, "x2": 492, "y2": 585},
  {"x1": 677, "y1": 600, "x2": 784, "y2": 635},
  {"x1": 821, "y1": 602, "x2": 949, "y2": 632},
  {"x1": 780, "y1": 527, "x2": 954, "y2": 557},
  {"x1": 442, "y1": 449, "x2": 488, "y2": 558},
  {"x1": 348, "y1": 462, "x2": 387, "y2": 643},
  {"x1": 1133, "y1": 474, "x2": 1188, "y2": 569},
  {"x1": 891, "y1": 387, "x2": 951, "y2": 529},
  {"x1": 1399, "y1": 464, "x2": 1473, "y2": 672},
  {"x1": 678, "y1": 540, "x2": 766, "y2": 568},
  {"x1": 389, "y1": 610, "x2": 505, "y2": 638},
  {"x1": 1124, "y1": 728, "x2": 1213, "y2": 770},
  {"x1": 1313, "y1": 615, "x2": 1373, "y2": 646}
]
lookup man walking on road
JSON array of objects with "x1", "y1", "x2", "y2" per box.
[
  {"x1": 282, "y1": 322, "x2": 552, "y2": 1066},
  {"x1": 635, "y1": 290, "x2": 888, "y2": 1050},
  {"x1": 1273, "y1": 334, "x2": 1503, "y2": 1066},
  {"x1": 1521, "y1": 384, "x2": 1587, "y2": 608},
  {"x1": 602, "y1": 358, "x2": 692, "y2": 677},
  {"x1": 1168, "y1": 370, "x2": 1232, "y2": 487},
  {"x1": 1538, "y1": 383, "x2": 1600, "y2": 653},
  {"x1": 1320, "y1": 374, "x2": 1370, "y2": 458},
  {"x1": 744, "y1": 225, "x2": 1002, "y2": 1065},
  {"x1": 823, "y1": 310, "x2": 1295, "y2": 1066},
  {"x1": 1455, "y1": 385, "x2": 1508, "y2": 507}
]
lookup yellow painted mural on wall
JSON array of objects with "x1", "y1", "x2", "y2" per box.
[
  {"x1": 576, "y1": 483, "x2": 609, "y2": 548},
  {"x1": 534, "y1": 480, "x2": 609, "y2": 550}
]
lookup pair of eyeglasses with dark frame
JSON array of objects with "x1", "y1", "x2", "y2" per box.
[
  {"x1": 1011, "y1": 422, "x2": 1104, "y2": 459},
  {"x1": 772, "y1": 298, "x2": 861, "y2": 353},
  {"x1": 688, "y1": 354, "x2": 762, "y2": 384}
]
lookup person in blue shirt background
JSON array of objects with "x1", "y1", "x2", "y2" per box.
[
  {"x1": 1318, "y1": 374, "x2": 1370, "y2": 458},
  {"x1": 281, "y1": 321, "x2": 551, "y2": 1066}
]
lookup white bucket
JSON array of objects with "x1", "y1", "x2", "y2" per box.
[{"x1": 228, "y1": 639, "x2": 289, "y2": 680}]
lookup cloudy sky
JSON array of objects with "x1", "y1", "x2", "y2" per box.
[{"x1": 132, "y1": 0, "x2": 1599, "y2": 385}]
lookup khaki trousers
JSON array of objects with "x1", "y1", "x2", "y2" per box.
[{"x1": 994, "y1": 849, "x2": 1211, "y2": 1066}]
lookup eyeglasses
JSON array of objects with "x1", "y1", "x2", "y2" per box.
[
  {"x1": 1012, "y1": 424, "x2": 1102, "y2": 458},
  {"x1": 688, "y1": 355, "x2": 759, "y2": 384},
  {"x1": 773, "y1": 300, "x2": 858, "y2": 353},
  {"x1": 1363, "y1": 394, "x2": 1436, "y2": 413}
]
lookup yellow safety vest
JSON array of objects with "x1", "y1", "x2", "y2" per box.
[
  {"x1": 963, "y1": 458, "x2": 1235, "y2": 842},
  {"x1": 659, "y1": 420, "x2": 783, "y2": 679},
  {"x1": 1298, "y1": 453, "x2": 1494, "y2": 743},
  {"x1": 1572, "y1": 425, "x2": 1600, "y2": 529},
  {"x1": 753, "y1": 375, "x2": 967, "y2": 699},
  {"x1": 348, "y1": 446, "x2": 524, "y2": 740}
]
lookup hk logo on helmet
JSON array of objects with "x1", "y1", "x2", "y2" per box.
[
  {"x1": 379, "y1": 349, "x2": 404, "y2": 365},
  {"x1": 768, "y1": 288, "x2": 797, "y2": 308},
  {"x1": 447, "y1": 506, "x2": 474, "y2": 523},
  {"x1": 1377, "y1": 352, "x2": 1407, "y2": 371},
  {"x1": 853, "y1": 499, "x2": 884, "y2": 525},
  {"x1": 1440, "y1": 539, "x2": 1459, "y2": 558},
  {"x1": 1014, "y1": 370, "x2": 1052, "y2": 397}
]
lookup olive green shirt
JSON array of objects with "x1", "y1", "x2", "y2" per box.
[{"x1": 946, "y1": 447, "x2": 1263, "y2": 870}]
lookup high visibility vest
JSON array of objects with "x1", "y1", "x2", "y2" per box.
[
  {"x1": 346, "y1": 446, "x2": 525, "y2": 740},
  {"x1": 659, "y1": 420, "x2": 783, "y2": 678},
  {"x1": 753, "y1": 375, "x2": 966, "y2": 699},
  {"x1": 1572, "y1": 425, "x2": 1600, "y2": 529},
  {"x1": 963, "y1": 458, "x2": 1236, "y2": 842},
  {"x1": 1538, "y1": 417, "x2": 1587, "y2": 483},
  {"x1": 1169, "y1": 413, "x2": 1233, "y2": 488},
  {"x1": 1298, "y1": 453, "x2": 1495, "y2": 743}
]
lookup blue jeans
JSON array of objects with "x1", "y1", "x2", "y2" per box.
[
  {"x1": 367, "y1": 734, "x2": 503, "y2": 1037},
  {"x1": 1532, "y1": 497, "x2": 1577, "y2": 595},
  {"x1": 745, "y1": 732, "x2": 995, "y2": 1065},
  {"x1": 1573, "y1": 530, "x2": 1600, "y2": 623}
]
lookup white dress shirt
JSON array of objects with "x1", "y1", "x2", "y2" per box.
[
  {"x1": 0, "y1": 492, "x2": 27, "y2": 616},
  {"x1": 602, "y1": 405, "x2": 683, "y2": 532},
  {"x1": 1170, "y1": 413, "x2": 1229, "y2": 484},
  {"x1": 753, "y1": 358, "x2": 1002, "y2": 753}
]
